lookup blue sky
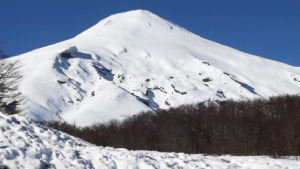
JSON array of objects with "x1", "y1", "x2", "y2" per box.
[{"x1": 0, "y1": 0, "x2": 299, "y2": 66}]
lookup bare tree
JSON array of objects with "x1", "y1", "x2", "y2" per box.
[{"x1": 0, "y1": 47, "x2": 24, "y2": 114}]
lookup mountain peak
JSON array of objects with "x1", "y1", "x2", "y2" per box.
[
  {"x1": 119, "y1": 9, "x2": 155, "y2": 16},
  {"x1": 105, "y1": 9, "x2": 160, "y2": 21},
  {"x1": 75, "y1": 10, "x2": 177, "y2": 38}
]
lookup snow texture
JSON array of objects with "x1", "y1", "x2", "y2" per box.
[
  {"x1": 1, "y1": 113, "x2": 300, "y2": 169},
  {"x1": 7, "y1": 10, "x2": 300, "y2": 126}
]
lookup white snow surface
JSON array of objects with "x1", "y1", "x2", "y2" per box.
[
  {"x1": 7, "y1": 10, "x2": 300, "y2": 125},
  {"x1": 1, "y1": 113, "x2": 300, "y2": 169}
]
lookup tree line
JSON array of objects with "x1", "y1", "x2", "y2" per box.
[{"x1": 44, "y1": 94, "x2": 300, "y2": 156}]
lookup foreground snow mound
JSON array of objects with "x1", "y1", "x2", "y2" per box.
[
  {"x1": 1, "y1": 114, "x2": 300, "y2": 169},
  {"x1": 8, "y1": 9, "x2": 300, "y2": 125}
]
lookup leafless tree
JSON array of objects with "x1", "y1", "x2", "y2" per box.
[{"x1": 0, "y1": 47, "x2": 24, "y2": 114}]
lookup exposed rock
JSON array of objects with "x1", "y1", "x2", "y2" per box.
[
  {"x1": 171, "y1": 84, "x2": 187, "y2": 95},
  {"x1": 203, "y1": 61, "x2": 210, "y2": 66},
  {"x1": 202, "y1": 77, "x2": 212, "y2": 82},
  {"x1": 57, "y1": 80, "x2": 66, "y2": 84}
]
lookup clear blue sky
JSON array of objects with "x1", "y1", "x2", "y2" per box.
[{"x1": 0, "y1": 0, "x2": 299, "y2": 66}]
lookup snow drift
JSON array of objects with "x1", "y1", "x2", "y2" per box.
[
  {"x1": 7, "y1": 10, "x2": 300, "y2": 125},
  {"x1": 1, "y1": 113, "x2": 300, "y2": 169}
]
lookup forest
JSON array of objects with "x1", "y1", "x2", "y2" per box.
[{"x1": 44, "y1": 94, "x2": 300, "y2": 156}]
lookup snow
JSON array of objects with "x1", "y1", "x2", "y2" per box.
[
  {"x1": 1, "y1": 113, "x2": 300, "y2": 169},
  {"x1": 6, "y1": 9, "x2": 300, "y2": 126}
]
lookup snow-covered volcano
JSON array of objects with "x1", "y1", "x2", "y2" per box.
[{"x1": 9, "y1": 10, "x2": 300, "y2": 125}]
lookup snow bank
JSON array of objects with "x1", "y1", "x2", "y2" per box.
[{"x1": 1, "y1": 113, "x2": 300, "y2": 169}]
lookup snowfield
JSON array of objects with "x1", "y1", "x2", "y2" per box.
[
  {"x1": 1, "y1": 113, "x2": 300, "y2": 169},
  {"x1": 7, "y1": 9, "x2": 300, "y2": 125}
]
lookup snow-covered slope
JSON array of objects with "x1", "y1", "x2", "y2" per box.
[
  {"x1": 8, "y1": 10, "x2": 300, "y2": 125},
  {"x1": 1, "y1": 113, "x2": 300, "y2": 169}
]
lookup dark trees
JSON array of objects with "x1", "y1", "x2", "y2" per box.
[{"x1": 45, "y1": 94, "x2": 300, "y2": 156}]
